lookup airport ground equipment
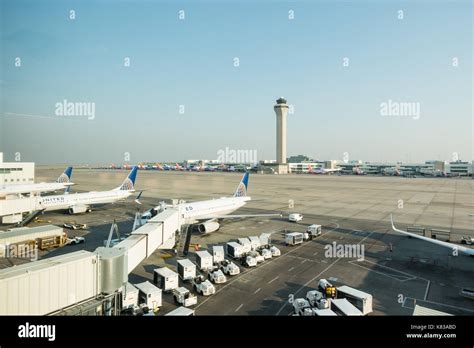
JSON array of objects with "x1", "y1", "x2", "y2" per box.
[
  {"x1": 285, "y1": 232, "x2": 304, "y2": 246},
  {"x1": 66, "y1": 236, "x2": 85, "y2": 245},
  {"x1": 306, "y1": 224, "x2": 322, "y2": 238},
  {"x1": 176, "y1": 259, "x2": 196, "y2": 281},
  {"x1": 306, "y1": 290, "x2": 324, "y2": 307},
  {"x1": 237, "y1": 237, "x2": 252, "y2": 253},
  {"x1": 219, "y1": 259, "x2": 240, "y2": 275},
  {"x1": 153, "y1": 267, "x2": 179, "y2": 292},
  {"x1": 336, "y1": 285, "x2": 373, "y2": 315},
  {"x1": 241, "y1": 253, "x2": 257, "y2": 267},
  {"x1": 311, "y1": 308, "x2": 337, "y2": 316},
  {"x1": 226, "y1": 242, "x2": 244, "y2": 259},
  {"x1": 269, "y1": 245, "x2": 281, "y2": 256},
  {"x1": 461, "y1": 236, "x2": 474, "y2": 245},
  {"x1": 122, "y1": 282, "x2": 139, "y2": 309},
  {"x1": 192, "y1": 275, "x2": 216, "y2": 296},
  {"x1": 208, "y1": 267, "x2": 227, "y2": 284},
  {"x1": 331, "y1": 298, "x2": 363, "y2": 316},
  {"x1": 165, "y1": 307, "x2": 195, "y2": 316},
  {"x1": 288, "y1": 213, "x2": 303, "y2": 222},
  {"x1": 318, "y1": 279, "x2": 337, "y2": 298},
  {"x1": 259, "y1": 248, "x2": 272, "y2": 259},
  {"x1": 259, "y1": 233, "x2": 271, "y2": 248},
  {"x1": 0, "y1": 206, "x2": 181, "y2": 315},
  {"x1": 248, "y1": 236, "x2": 261, "y2": 250},
  {"x1": 135, "y1": 281, "x2": 162, "y2": 312},
  {"x1": 172, "y1": 287, "x2": 197, "y2": 307},
  {"x1": 195, "y1": 250, "x2": 213, "y2": 271},
  {"x1": 212, "y1": 245, "x2": 225, "y2": 263},
  {"x1": 293, "y1": 298, "x2": 311, "y2": 316}
]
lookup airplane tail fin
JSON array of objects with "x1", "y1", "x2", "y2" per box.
[
  {"x1": 57, "y1": 167, "x2": 73, "y2": 183},
  {"x1": 234, "y1": 172, "x2": 249, "y2": 197},
  {"x1": 114, "y1": 166, "x2": 138, "y2": 191}
]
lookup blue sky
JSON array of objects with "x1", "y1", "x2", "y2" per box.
[{"x1": 1, "y1": 0, "x2": 472, "y2": 164}]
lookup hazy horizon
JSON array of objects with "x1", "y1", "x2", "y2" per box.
[{"x1": 1, "y1": 0, "x2": 472, "y2": 164}]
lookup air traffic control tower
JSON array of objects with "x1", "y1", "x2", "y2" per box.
[{"x1": 273, "y1": 97, "x2": 290, "y2": 174}]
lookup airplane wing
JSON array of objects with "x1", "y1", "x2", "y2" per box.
[
  {"x1": 390, "y1": 214, "x2": 474, "y2": 256},
  {"x1": 201, "y1": 213, "x2": 283, "y2": 221}
]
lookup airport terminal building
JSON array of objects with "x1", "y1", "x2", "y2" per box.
[{"x1": 0, "y1": 152, "x2": 35, "y2": 184}]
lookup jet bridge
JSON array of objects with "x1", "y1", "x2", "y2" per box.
[{"x1": 0, "y1": 207, "x2": 182, "y2": 315}]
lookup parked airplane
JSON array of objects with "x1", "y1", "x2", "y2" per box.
[
  {"x1": 391, "y1": 214, "x2": 474, "y2": 256},
  {"x1": 308, "y1": 166, "x2": 342, "y2": 175},
  {"x1": 0, "y1": 167, "x2": 74, "y2": 198},
  {"x1": 35, "y1": 166, "x2": 138, "y2": 215},
  {"x1": 152, "y1": 163, "x2": 164, "y2": 170},
  {"x1": 140, "y1": 172, "x2": 281, "y2": 233}
]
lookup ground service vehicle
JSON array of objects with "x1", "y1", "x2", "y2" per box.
[
  {"x1": 270, "y1": 246, "x2": 281, "y2": 256},
  {"x1": 153, "y1": 267, "x2": 179, "y2": 292},
  {"x1": 173, "y1": 287, "x2": 197, "y2": 307},
  {"x1": 208, "y1": 267, "x2": 227, "y2": 284},
  {"x1": 192, "y1": 275, "x2": 216, "y2": 296},
  {"x1": 259, "y1": 248, "x2": 272, "y2": 260},
  {"x1": 241, "y1": 254, "x2": 257, "y2": 267},
  {"x1": 66, "y1": 236, "x2": 85, "y2": 245},
  {"x1": 331, "y1": 298, "x2": 363, "y2": 316},
  {"x1": 289, "y1": 213, "x2": 303, "y2": 222},
  {"x1": 219, "y1": 260, "x2": 240, "y2": 275},
  {"x1": 285, "y1": 232, "x2": 304, "y2": 246},
  {"x1": 336, "y1": 285, "x2": 373, "y2": 315},
  {"x1": 306, "y1": 224, "x2": 322, "y2": 238},
  {"x1": 226, "y1": 242, "x2": 244, "y2": 259}
]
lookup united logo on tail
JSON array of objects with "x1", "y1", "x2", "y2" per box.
[
  {"x1": 117, "y1": 166, "x2": 138, "y2": 191},
  {"x1": 234, "y1": 172, "x2": 249, "y2": 197},
  {"x1": 57, "y1": 167, "x2": 73, "y2": 183}
]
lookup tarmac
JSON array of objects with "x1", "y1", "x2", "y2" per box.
[{"x1": 1, "y1": 168, "x2": 473, "y2": 315}]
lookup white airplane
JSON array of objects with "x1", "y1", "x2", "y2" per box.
[
  {"x1": 34, "y1": 166, "x2": 139, "y2": 214},
  {"x1": 0, "y1": 167, "x2": 74, "y2": 198},
  {"x1": 308, "y1": 166, "x2": 342, "y2": 175},
  {"x1": 391, "y1": 214, "x2": 474, "y2": 256},
  {"x1": 141, "y1": 172, "x2": 281, "y2": 233}
]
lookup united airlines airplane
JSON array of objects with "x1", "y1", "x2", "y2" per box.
[
  {"x1": 141, "y1": 172, "x2": 281, "y2": 233},
  {"x1": 0, "y1": 167, "x2": 74, "y2": 198},
  {"x1": 35, "y1": 166, "x2": 138, "y2": 214}
]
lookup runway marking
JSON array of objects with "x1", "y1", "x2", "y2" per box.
[
  {"x1": 300, "y1": 259, "x2": 307, "y2": 264},
  {"x1": 268, "y1": 276, "x2": 279, "y2": 284},
  {"x1": 254, "y1": 288, "x2": 261, "y2": 294},
  {"x1": 348, "y1": 260, "x2": 417, "y2": 282},
  {"x1": 424, "y1": 280, "x2": 430, "y2": 301},
  {"x1": 235, "y1": 304, "x2": 243, "y2": 312},
  {"x1": 313, "y1": 252, "x2": 318, "y2": 256},
  {"x1": 276, "y1": 231, "x2": 373, "y2": 316},
  {"x1": 321, "y1": 260, "x2": 327, "y2": 263},
  {"x1": 288, "y1": 267, "x2": 295, "y2": 272},
  {"x1": 194, "y1": 223, "x2": 340, "y2": 310}
]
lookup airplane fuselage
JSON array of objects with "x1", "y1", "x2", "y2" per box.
[
  {"x1": 179, "y1": 196, "x2": 251, "y2": 223},
  {"x1": 0, "y1": 182, "x2": 74, "y2": 198},
  {"x1": 38, "y1": 190, "x2": 132, "y2": 211}
]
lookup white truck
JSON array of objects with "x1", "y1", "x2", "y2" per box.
[
  {"x1": 293, "y1": 298, "x2": 311, "y2": 316},
  {"x1": 176, "y1": 259, "x2": 197, "y2": 281},
  {"x1": 66, "y1": 236, "x2": 85, "y2": 245},
  {"x1": 195, "y1": 250, "x2": 213, "y2": 271},
  {"x1": 306, "y1": 224, "x2": 322, "y2": 239},
  {"x1": 219, "y1": 259, "x2": 240, "y2": 276},
  {"x1": 248, "y1": 250, "x2": 264, "y2": 263},
  {"x1": 248, "y1": 236, "x2": 261, "y2": 251},
  {"x1": 285, "y1": 232, "x2": 304, "y2": 246},
  {"x1": 165, "y1": 307, "x2": 195, "y2": 316},
  {"x1": 259, "y1": 248, "x2": 272, "y2": 260},
  {"x1": 212, "y1": 245, "x2": 225, "y2": 264},
  {"x1": 336, "y1": 285, "x2": 373, "y2": 315},
  {"x1": 153, "y1": 267, "x2": 179, "y2": 292},
  {"x1": 192, "y1": 275, "x2": 216, "y2": 296},
  {"x1": 208, "y1": 267, "x2": 227, "y2": 284},
  {"x1": 305, "y1": 290, "x2": 324, "y2": 307},
  {"x1": 269, "y1": 245, "x2": 281, "y2": 256},
  {"x1": 135, "y1": 281, "x2": 162, "y2": 312},
  {"x1": 172, "y1": 287, "x2": 198, "y2": 307},
  {"x1": 226, "y1": 242, "x2": 244, "y2": 259},
  {"x1": 331, "y1": 298, "x2": 364, "y2": 316},
  {"x1": 242, "y1": 253, "x2": 257, "y2": 267},
  {"x1": 289, "y1": 213, "x2": 303, "y2": 222},
  {"x1": 237, "y1": 238, "x2": 252, "y2": 253}
]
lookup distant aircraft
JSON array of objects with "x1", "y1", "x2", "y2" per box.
[
  {"x1": 34, "y1": 167, "x2": 138, "y2": 215},
  {"x1": 175, "y1": 163, "x2": 185, "y2": 171},
  {"x1": 0, "y1": 167, "x2": 74, "y2": 198},
  {"x1": 391, "y1": 214, "x2": 474, "y2": 256},
  {"x1": 308, "y1": 166, "x2": 342, "y2": 175},
  {"x1": 140, "y1": 172, "x2": 281, "y2": 233},
  {"x1": 152, "y1": 163, "x2": 164, "y2": 170},
  {"x1": 352, "y1": 167, "x2": 366, "y2": 175}
]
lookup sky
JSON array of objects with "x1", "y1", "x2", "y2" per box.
[{"x1": 0, "y1": 0, "x2": 472, "y2": 165}]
